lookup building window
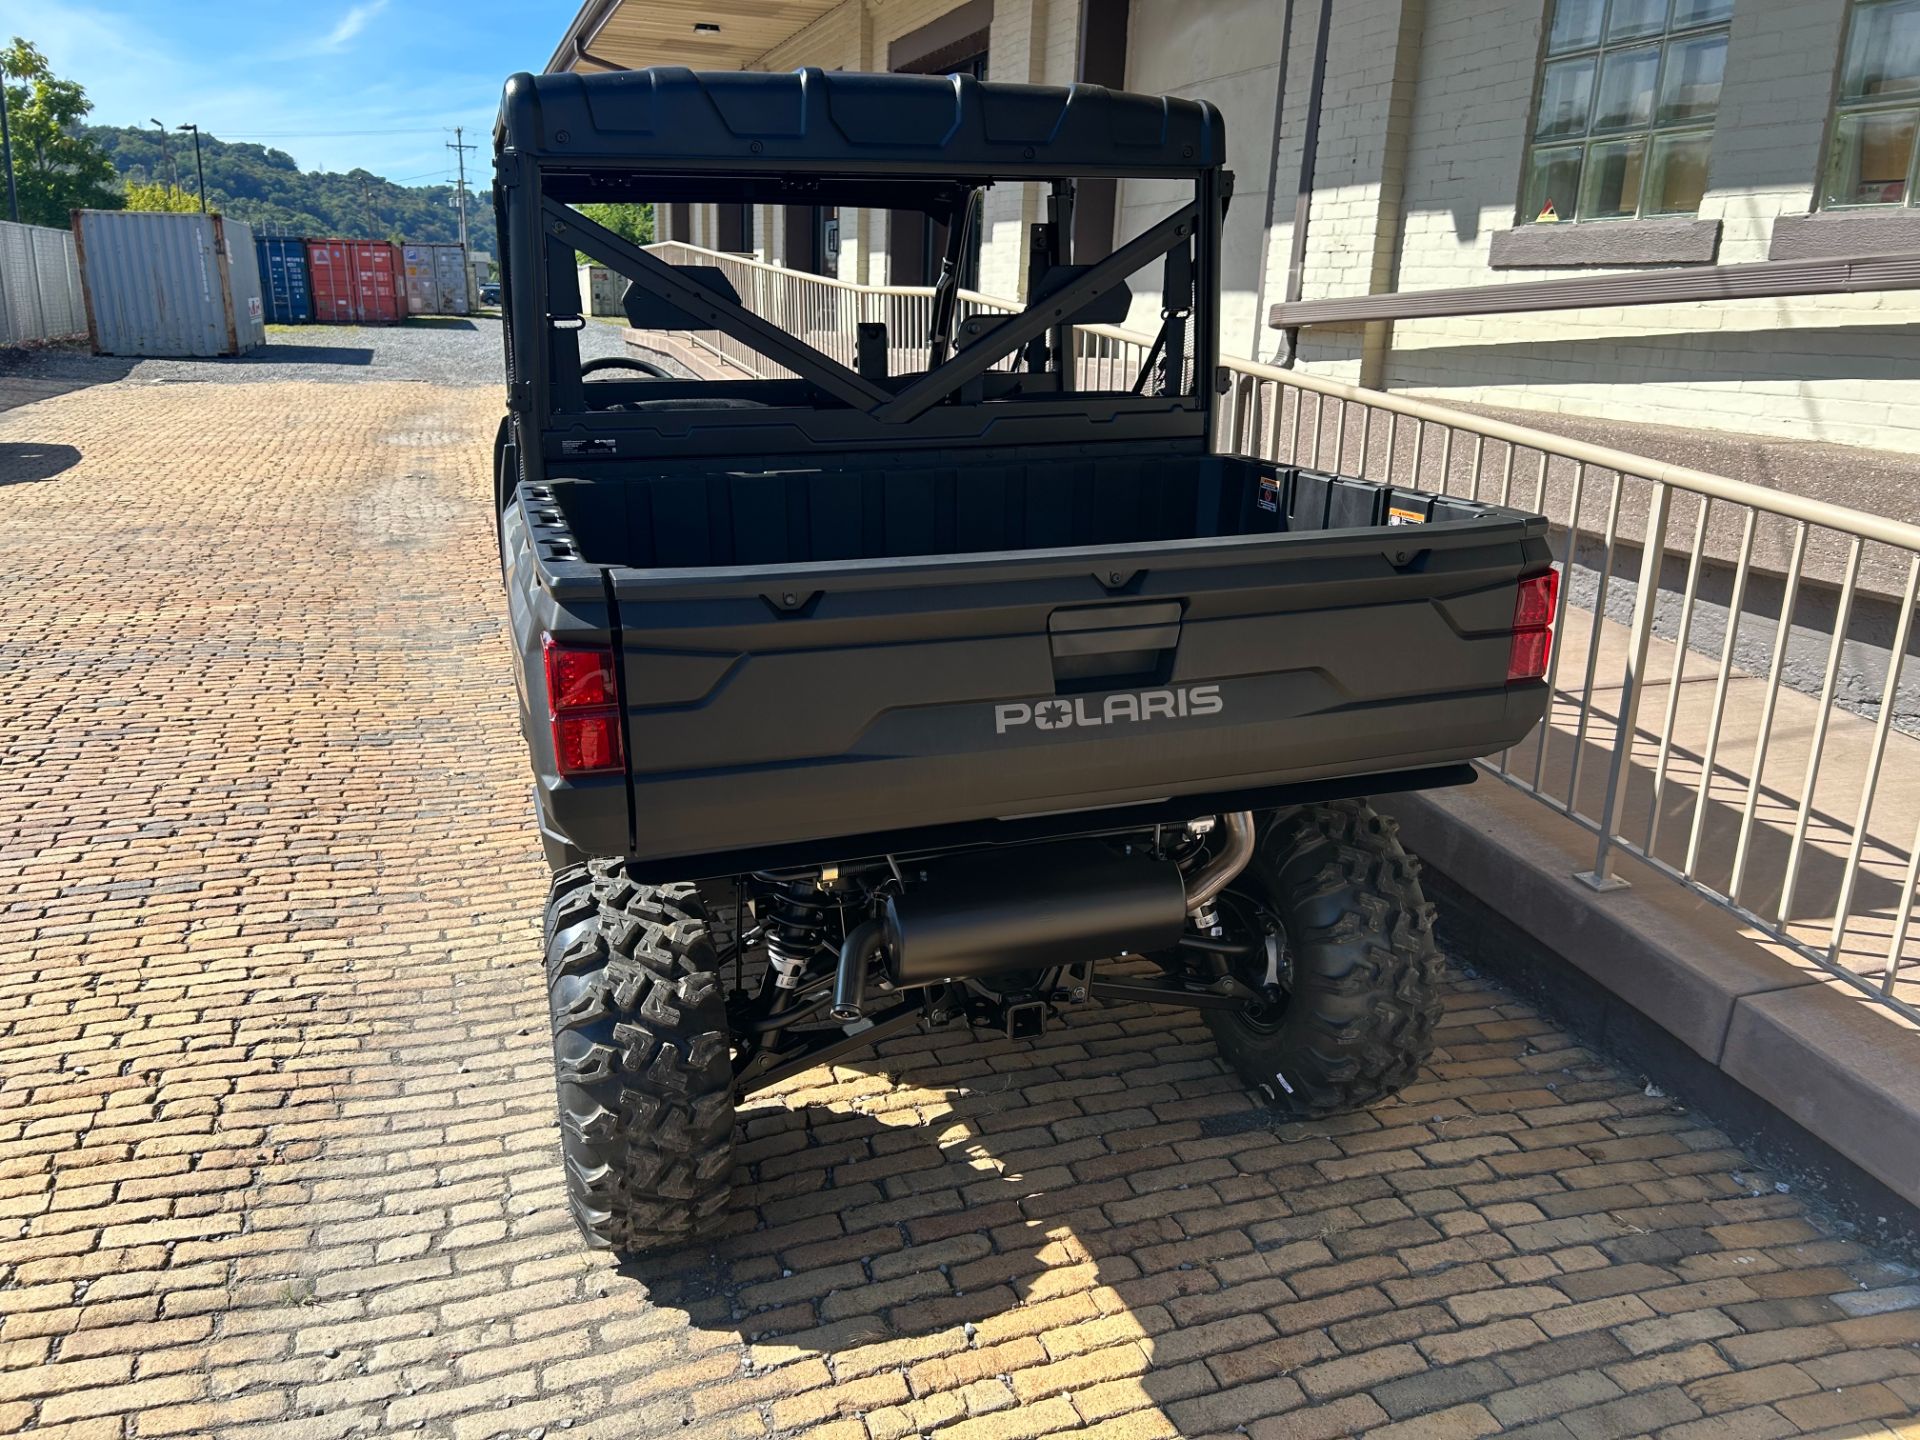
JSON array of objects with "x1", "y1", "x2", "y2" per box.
[
  {"x1": 1824, "y1": 0, "x2": 1920, "y2": 207},
  {"x1": 1521, "y1": 0, "x2": 1732, "y2": 223}
]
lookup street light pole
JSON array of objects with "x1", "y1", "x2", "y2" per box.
[
  {"x1": 180, "y1": 123, "x2": 205, "y2": 213},
  {"x1": 150, "y1": 118, "x2": 177, "y2": 193}
]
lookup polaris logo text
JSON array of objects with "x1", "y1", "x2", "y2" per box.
[{"x1": 995, "y1": 685, "x2": 1223, "y2": 735}]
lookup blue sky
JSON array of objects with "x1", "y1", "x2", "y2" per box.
[{"x1": 0, "y1": 0, "x2": 564, "y2": 183}]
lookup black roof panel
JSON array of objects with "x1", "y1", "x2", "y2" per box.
[{"x1": 497, "y1": 67, "x2": 1224, "y2": 177}]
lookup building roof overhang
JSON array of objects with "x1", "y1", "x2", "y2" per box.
[{"x1": 546, "y1": 0, "x2": 840, "y2": 74}]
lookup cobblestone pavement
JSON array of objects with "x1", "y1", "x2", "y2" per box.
[{"x1": 1, "y1": 374, "x2": 1918, "y2": 1440}]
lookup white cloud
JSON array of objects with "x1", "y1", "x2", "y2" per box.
[{"x1": 319, "y1": 0, "x2": 389, "y2": 53}]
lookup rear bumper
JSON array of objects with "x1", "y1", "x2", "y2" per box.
[{"x1": 618, "y1": 762, "x2": 1480, "y2": 885}]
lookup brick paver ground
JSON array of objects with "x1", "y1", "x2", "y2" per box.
[{"x1": 1, "y1": 374, "x2": 1917, "y2": 1440}]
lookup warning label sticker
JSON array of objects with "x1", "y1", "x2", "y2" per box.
[{"x1": 1387, "y1": 504, "x2": 1427, "y2": 526}]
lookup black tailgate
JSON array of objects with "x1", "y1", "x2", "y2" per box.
[{"x1": 609, "y1": 518, "x2": 1552, "y2": 866}]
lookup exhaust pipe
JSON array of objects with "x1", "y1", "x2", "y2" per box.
[
  {"x1": 827, "y1": 814, "x2": 1258, "y2": 1019},
  {"x1": 830, "y1": 920, "x2": 884, "y2": 1022},
  {"x1": 1184, "y1": 812, "x2": 1257, "y2": 920}
]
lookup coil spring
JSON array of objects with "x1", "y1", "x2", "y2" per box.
[{"x1": 761, "y1": 881, "x2": 831, "y2": 990}]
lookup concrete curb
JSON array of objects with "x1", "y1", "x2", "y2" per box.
[{"x1": 1379, "y1": 777, "x2": 1920, "y2": 1214}]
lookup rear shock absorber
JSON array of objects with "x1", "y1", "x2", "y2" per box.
[{"x1": 760, "y1": 879, "x2": 833, "y2": 994}]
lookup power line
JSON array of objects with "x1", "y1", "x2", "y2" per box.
[{"x1": 210, "y1": 127, "x2": 446, "y2": 138}]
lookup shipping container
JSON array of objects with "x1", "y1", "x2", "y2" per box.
[
  {"x1": 578, "y1": 264, "x2": 627, "y2": 317},
  {"x1": 255, "y1": 236, "x2": 312, "y2": 324},
  {"x1": 73, "y1": 210, "x2": 265, "y2": 357},
  {"x1": 434, "y1": 244, "x2": 471, "y2": 315},
  {"x1": 401, "y1": 243, "x2": 436, "y2": 315},
  {"x1": 402, "y1": 242, "x2": 470, "y2": 315},
  {"x1": 307, "y1": 239, "x2": 405, "y2": 325}
]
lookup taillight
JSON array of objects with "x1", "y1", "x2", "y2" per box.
[
  {"x1": 1508, "y1": 569, "x2": 1559, "y2": 684},
  {"x1": 543, "y1": 634, "x2": 623, "y2": 775}
]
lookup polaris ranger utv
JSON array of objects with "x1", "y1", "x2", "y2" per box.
[{"x1": 494, "y1": 66, "x2": 1557, "y2": 1253}]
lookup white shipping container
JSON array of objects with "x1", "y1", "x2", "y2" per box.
[
  {"x1": 434, "y1": 245, "x2": 470, "y2": 315},
  {"x1": 403, "y1": 242, "x2": 471, "y2": 315},
  {"x1": 74, "y1": 210, "x2": 264, "y2": 358},
  {"x1": 578, "y1": 264, "x2": 626, "y2": 317}
]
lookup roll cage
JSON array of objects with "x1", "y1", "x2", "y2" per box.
[{"x1": 494, "y1": 66, "x2": 1230, "y2": 475}]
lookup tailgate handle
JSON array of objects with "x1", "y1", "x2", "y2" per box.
[{"x1": 1049, "y1": 602, "x2": 1181, "y2": 684}]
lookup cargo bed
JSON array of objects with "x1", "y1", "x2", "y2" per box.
[{"x1": 505, "y1": 447, "x2": 1553, "y2": 875}]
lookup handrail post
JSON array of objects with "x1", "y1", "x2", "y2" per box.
[{"x1": 1578, "y1": 480, "x2": 1672, "y2": 892}]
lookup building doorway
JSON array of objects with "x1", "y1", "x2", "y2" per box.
[{"x1": 715, "y1": 203, "x2": 754, "y2": 255}]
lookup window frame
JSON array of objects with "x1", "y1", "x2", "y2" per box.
[
  {"x1": 1818, "y1": 0, "x2": 1920, "y2": 211},
  {"x1": 1516, "y1": 0, "x2": 1734, "y2": 226}
]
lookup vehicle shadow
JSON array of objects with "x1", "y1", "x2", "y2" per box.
[
  {"x1": 404, "y1": 317, "x2": 479, "y2": 331},
  {"x1": 550, "y1": 948, "x2": 1880, "y2": 1437},
  {"x1": 0, "y1": 441, "x2": 82, "y2": 485},
  {"x1": 609, "y1": 989, "x2": 1338, "y2": 1432}
]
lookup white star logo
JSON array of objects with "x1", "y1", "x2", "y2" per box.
[{"x1": 1033, "y1": 700, "x2": 1073, "y2": 730}]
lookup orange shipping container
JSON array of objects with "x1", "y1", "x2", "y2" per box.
[{"x1": 305, "y1": 239, "x2": 405, "y2": 325}]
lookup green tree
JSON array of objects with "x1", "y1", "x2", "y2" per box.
[
  {"x1": 2, "y1": 38, "x2": 121, "y2": 227},
  {"x1": 83, "y1": 123, "x2": 499, "y2": 253},
  {"x1": 122, "y1": 180, "x2": 198, "y2": 213},
  {"x1": 575, "y1": 202, "x2": 652, "y2": 264}
]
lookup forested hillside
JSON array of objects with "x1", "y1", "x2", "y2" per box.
[{"x1": 85, "y1": 125, "x2": 497, "y2": 254}]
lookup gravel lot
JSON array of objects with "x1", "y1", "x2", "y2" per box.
[{"x1": 0, "y1": 314, "x2": 650, "y2": 398}]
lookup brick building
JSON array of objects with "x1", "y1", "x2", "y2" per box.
[{"x1": 546, "y1": 0, "x2": 1920, "y2": 459}]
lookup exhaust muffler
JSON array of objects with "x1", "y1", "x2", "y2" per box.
[{"x1": 830, "y1": 815, "x2": 1258, "y2": 1021}]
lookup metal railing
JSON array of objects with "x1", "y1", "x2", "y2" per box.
[
  {"x1": 0, "y1": 220, "x2": 86, "y2": 346},
  {"x1": 636, "y1": 243, "x2": 1920, "y2": 1019},
  {"x1": 1211, "y1": 358, "x2": 1920, "y2": 1021},
  {"x1": 649, "y1": 241, "x2": 1018, "y2": 379}
]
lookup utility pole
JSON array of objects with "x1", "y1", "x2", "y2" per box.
[
  {"x1": 446, "y1": 126, "x2": 476, "y2": 305},
  {"x1": 1, "y1": 63, "x2": 19, "y2": 224},
  {"x1": 180, "y1": 123, "x2": 206, "y2": 213},
  {"x1": 150, "y1": 118, "x2": 178, "y2": 193}
]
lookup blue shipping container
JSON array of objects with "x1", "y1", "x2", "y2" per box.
[{"x1": 256, "y1": 237, "x2": 312, "y2": 324}]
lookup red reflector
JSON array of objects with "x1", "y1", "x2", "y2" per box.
[
  {"x1": 544, "y1": 635, "x2": 616, "y2": 712},
  {"x1": 553, "y1": 710, "x2": 623, "y2": 775},
  {"x1": 1507, "y1": 568, "x2": 1559, "y2": 684},
  {"x1": 1508, "y1": 628, "x2": 1552, "y2": 683},
  {"x1": 1514, "y1": 570, "x2": 1559, "y2": 630}
]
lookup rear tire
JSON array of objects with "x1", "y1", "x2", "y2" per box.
[
  {"x1": 1205, "y1": 800, "x2": 1442, "y2": 1118},
  {"x1": 544, "y1": 861, "x2": 735, "y2": 1253}
]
